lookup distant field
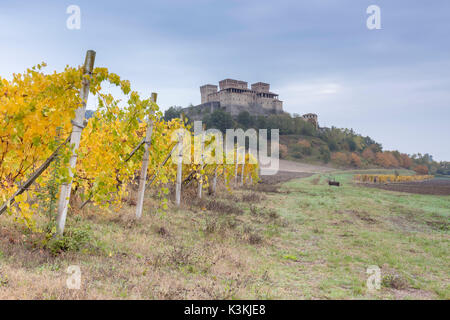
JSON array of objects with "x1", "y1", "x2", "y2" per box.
[
  {"x1": 360, "y1": 178, "x2": 450, "y2": 196},
  {"x1": 0, "y1": 170, "x2": 448, "y2": 299}
]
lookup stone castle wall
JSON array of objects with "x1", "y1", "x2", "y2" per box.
[
  {"x1": 185, "y1": 79, "x2": 318, "y2": 127},
  {"x1": 193, "y1": 79, "x2": 283, "y2": 118}
]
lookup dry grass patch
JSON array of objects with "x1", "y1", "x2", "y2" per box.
[{"x1": 0, "y1": 188, "x2": 276, "y2": 299}]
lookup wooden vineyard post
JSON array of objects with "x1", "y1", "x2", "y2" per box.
[
  {"x1": 175, "y1": 127, "x2": 184, "y2": 206},
  {"x1": 197, "y1": 124, "x2": 205, "y2": 198},
  {"x1": 257, "y1": 151, "x2": 261, "y2": 182},
  {"x1": 135, "y1": 92, "x2": 157, "y2": 219},
  {"x1": 234, "y1": 146, "x2": 238, "y2": 187},
  {"x1": 240, "y1": 150, "x2": 245, "y2": 186},
  {"x1": 248, "y1": 148, "x2": 255, "y2": 185},
  {"x1": 212, "y1": 166, "x2": 218, "y2": 195},
  {"x1": 56, "y1": 50, "x2": 96, "y2": 236}
]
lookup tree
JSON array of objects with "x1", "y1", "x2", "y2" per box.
[
  {"x1": 255, "y1": 115, "x2": 267, "y2": 129},
  {"x1": 331, "y1": 152, "x2": 349, "y2": 166},
  {"x1": 319, "y1": 146, "x2": 331, "y2": 163},
  {"x1": 299, "y1": 121, "x2": 316, "y2": 136},
  {"x1": 236, "y1": 111, "x2": 253, "y2": 129},
  {"x1": 375, "y1": 152, "x2": 399, "y2": 168},
  {"x1": 375, "y1": 152, "x2": 388, "y2": 167},
  {"x1": 398, "y1": 153, "x2": 413, "y2": 169},
  {"x1": 327, "y1": 140, "x2": 338, "y2": 152},
  {"x1": 346, "y1": 138, "x2": 357, "y2": 152},
  {"x1": 350, "y1": 153, "x2": 362, "y2": 168},
  {"x1": 362, "y1": 148, "x2": 375, "y2": 161},
  {"x1": 413, "y1": 165, "x2": 429, "y2": 175},
  {"x1": 369, "y1": 142, "x2": 383, "y2": 153},
  {"x1": 203, "y1": 109, "x2": 234, "y2": 133},
  {"x1": 164, "y1": 106, "x2": 182, "y2": 121}
]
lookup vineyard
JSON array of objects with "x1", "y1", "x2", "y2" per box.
[
  {"x1": 0, "y1": 50, "x2": 259, "y2": 236},
  {"x1": 354, "y1": 174, "x2": 434, "y2": 184}
]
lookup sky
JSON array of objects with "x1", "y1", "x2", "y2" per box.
[{"x1": 0, "y1": 0, "x2": 449, "y2": 160}]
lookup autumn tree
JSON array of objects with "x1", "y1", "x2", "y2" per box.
[
  {"x1": 375, "y1": 152, "x2": 399, "y2": 168},
  {"x1": 362, "y1": 148, "x2": 375, "y2": 162},
  {"x1": 331, "y1": 152, "x2": 349, "y2": 166},
  {"x1": 413, "y1": 165, "x2": 429, "y2": 175},
  {"x1": 398, "y1": 153, "x2": 413, "y2": 169},
  {"x1": 350, "y1": 153, "x2": 362, "y2": 168}
]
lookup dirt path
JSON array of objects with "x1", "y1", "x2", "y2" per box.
[
  {"x1": 259, "y1": 159, "x2": 335, "y2": 185},
  {"x1": 278, "y1": 159, "x2": 335, "y2": 174}
]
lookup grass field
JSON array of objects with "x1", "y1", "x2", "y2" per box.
[{"x1": 0, "y1": 170, "x2": 448, "y2": 299}]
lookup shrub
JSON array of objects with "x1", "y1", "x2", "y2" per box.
[
  {"x1": 382, "y1": 274, "x2": 409, "y2": 290},
  {"x1": 46, "y1": 225, "x2": 92, "y2": 255},
  {"x1": 279, "y1": 143, "x2": 288, "y2": 159},
  {"x1": 297, "y1": 139, "x2": 311, "y2": 148}
]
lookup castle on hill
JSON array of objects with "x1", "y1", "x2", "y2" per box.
[{"x1": 182, "y1": 78, "x2": 318, "y2": 128}]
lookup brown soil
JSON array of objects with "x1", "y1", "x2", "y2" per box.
[
  {"x1": 257, "y1": 159, "x2": 333, "y2": 185},
  {"x1": 259, "y1": 171, "x2": 313, "y2": 185},
  {"x1": 360, "y1": 178, "x2": 450, "y2": 196}
]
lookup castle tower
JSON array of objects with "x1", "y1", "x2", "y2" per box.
[
  {"x1": 251, "y1": 82, "x2": 270, "y2": 93},
  {"x1": 200, "y1": 84, "x2": 218, "y2": 104},
  {"x1": 187, "y1": 79, "x2": 283, "y2": 120},
  {"x1": 302, "y1": 113, "x2": 319, "y2": 129}
]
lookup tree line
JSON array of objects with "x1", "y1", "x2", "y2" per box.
[{"x1": 163, "y1": 107, "x2": 449, "y2": 176}]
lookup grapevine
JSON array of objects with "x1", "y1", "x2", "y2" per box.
[{"x1": 0, "y1": 60, "x2": 260, "y2": 231}]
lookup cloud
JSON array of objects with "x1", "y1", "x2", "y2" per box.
[{"x1": 0, "y1": 0, "x2": 449, "y2": 160}]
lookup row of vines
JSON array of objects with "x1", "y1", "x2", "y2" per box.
[
  {"x1": 354, "y1": 174, "x2": 433, "y2": 184},
  {"x1": 0, "y1": 51, "x2": 259, "y2": 233}
]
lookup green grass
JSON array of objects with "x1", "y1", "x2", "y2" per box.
[
  {"x1": 0, "y1": 170, "x2": 448, "y2": 299},
  {"x1": 254, "y1": 172, "x2": 449, "y2": 299}
]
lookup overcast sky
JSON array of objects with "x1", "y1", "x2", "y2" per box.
[{"x1": 1, "y1": 0, "x2": 449, "y2": 160}]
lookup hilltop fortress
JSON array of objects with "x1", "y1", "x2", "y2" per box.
[
  {"x1": 182, "y1": 78, "x2": 318, "y2": 129},
  {"x1": 183, "y1": 79, "x2": 283, "y2": 118}
]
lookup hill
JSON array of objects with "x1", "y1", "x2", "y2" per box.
[{"x1": 164, "y1": 107, "x2": 449, "y2": 175}]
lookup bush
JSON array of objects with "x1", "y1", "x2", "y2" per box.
[
  {"x1": 279, "y1": 143, "x2": 288, "y2": 159},
  {"x1": 289, "y1": 144, "x2": 304, "y2": 159},
  {"x1": 46, "y1": 225, "x2": 92, "y2": 255},
  {"x1": 297, "y1": 139, "x2": 312, "y2": 155},
  {"x1": 382, "y1": 274, "x2": 409, "y2": 290}
]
